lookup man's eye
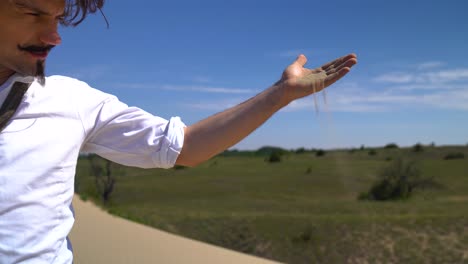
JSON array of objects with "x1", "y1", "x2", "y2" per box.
[{"x1": 26, "y1": 12, "x2": 40, "y2": 17}]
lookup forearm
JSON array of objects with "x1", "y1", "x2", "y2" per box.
[{"x1": 175, "y1": 84, "x2": 289, "y2": 167}]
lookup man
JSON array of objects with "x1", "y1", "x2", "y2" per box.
[{"x1": 0, "y1": 0, "x2": 357, "y2": 263}]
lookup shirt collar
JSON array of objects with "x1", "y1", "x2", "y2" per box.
[
  {"x1": 8, "y1": 72, "x2": 34, "y2": 83},
  {"x1": 0, "y1": 73, "x2": 38, "y2": 104}
]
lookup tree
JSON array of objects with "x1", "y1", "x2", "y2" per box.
[
  {"x1": 88, "y1": 154, "x2": 116, "y2": 204},
  {"x1": 266, "y1": 151, "x2": 282, "y2": 163},
  {"x1": 316, "y1": 149, "x2": 326, "y2": 157},
  {"x1": 413, "y1": 143, "x2": 424, "y2": 152},
  {"x1": 384, "y1": 143, "x2": 399, "y2": 149}
]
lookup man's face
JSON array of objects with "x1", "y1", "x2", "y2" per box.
[{"x1": 0, "y1": 0, "x2": 65, "y2": 83}]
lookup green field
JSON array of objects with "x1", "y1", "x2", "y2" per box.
[{"x1": 75, "y1": 145, "x2": 468, "y2": 264}]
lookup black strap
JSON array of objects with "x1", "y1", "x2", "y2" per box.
[{"x1": 0, "y1": 82, "x2": 31, "y2": 133}]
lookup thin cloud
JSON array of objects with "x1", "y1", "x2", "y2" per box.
[
  {"x1": 374, "y1": 68, "x2": 468, "y2": 84},
  {"x1": 422, "y1": 89, "x2": 468, "y2": 110},
  {"x1": 392, "y1": 83, "x2": 467, "y2": 91},
  {"x1": 334, "y1": 88, "x2": 468, "y2": 112},
  {"x1": 278, "y1": 50, "x2": 308, "y2": 58},
  {"x1": 112, "y1": 83, "x2": 157, "y2": 89},
  {"x1": 65, "y1": 65, "x2": 112, "y2": 81},
  {"x1": 183, "y1": 99, "x2": 242, "y2": 111},
  {"x1": 270, "y1": 49, "x2": 317, "y2": 59},
  {"x1": 424, "y1": 69, "x2": 468, "y2": 83},
  {"x1": 280, "y1": 80, "x2": 468, "y2": 113},
  {"x1": 161, "y1": 85, "x2": 256, "y2": 94},
  {"x1": 416, "y1": 61, "x2": 445, "y2": 70},
  {"x1": 182, "y1": 86, "x2": 468, "y2": 113},
  {"x1": 111, "y1": 83, "x2": 256, "y2": 94},
  {"x1": 192, "y1": 76, "x2": 213, "y2": 83},
  {"x1": 335, "y1": 94, "x2": 419, "y2": 104},
  {"x1": 373, "y1": 72, "x2": 416, "y2": 83},
  {"x1": 282, "y1": 95, "x2": 392, "y2": 113}
]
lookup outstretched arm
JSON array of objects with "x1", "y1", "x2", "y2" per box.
[{"x1": 176, "y1": 53, "x2": 357, "y2": 167}]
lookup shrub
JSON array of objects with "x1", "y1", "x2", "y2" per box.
[
  {"x1": 295, "y1": 147, "x2": 306, "y2": 154},
  {"x1": 368, "y1": 149, "x2": 377, "y2": 156},
  {"x1": 384, "y1": 143, "x2": 399, "y2": 149},
  {"x1": 357, "y1": 192, "x2": 370, "y2": 200},
  {"x1": 256, "y1": 146, "x2": 288, "y2": 156},
  {"x1": 208, "y1": 220, "x2": 271, "y2": 257},
  {"x1": 444, "y1": 153, "x2": 465, "y2": 160},
  {"x1": 79, "y1": 193, "x2": 88, "y2": 201},
  {"x1": 266, "y1": 151, "x2": 282, "y2": 163},
  {"x1": 316, "y1": 149, "x2": 326, "y2": 157},
  {"x1": 358, "y1": 158, "x2": 442, "y2": 201},
  {"x1": 413, "y1": 143, "x2": 424, "y2": 152},
  {"x1": 291, "y1": 225, "x2": 316, "y2": 244},
  {"x1": 173, "y1": 165, "x2": 188, "y2": 170}
]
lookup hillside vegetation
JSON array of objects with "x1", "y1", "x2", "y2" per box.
[{"x1": 75, "y1": 144, "x2": 468, "y2": 264}]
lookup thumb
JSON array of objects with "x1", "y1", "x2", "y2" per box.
[{"x1": 294, "y1": 54, "x2": 308, "y2": 67}]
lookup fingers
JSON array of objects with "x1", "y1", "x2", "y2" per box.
[
  {"x1": 325, "y1": 58, "x2": 357, "y2": 75},
  {"x1": 325, "y1": 67, "x2": 351, "y2": 87},
  {"x1": 321, "y1": 53, "x2": 357, "y2": 71},
  {"x1": 294, "y1": 54, "x2": 308, "y2": 67}
]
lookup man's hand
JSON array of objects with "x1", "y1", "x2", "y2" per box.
[{"x1": 277, "y1": 53, "x2": 357, "y2": 104}]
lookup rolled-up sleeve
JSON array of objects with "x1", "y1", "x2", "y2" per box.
[
  {"x1": 80, "y1": 93, "x2": 185, "y2": 169},
  {"x1": 151, "y1": 116, "x2": 185, "y2": 168}
]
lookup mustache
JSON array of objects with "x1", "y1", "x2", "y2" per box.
[{"x1": 18, "y1": 44, "x2": 55, "y2": 53}]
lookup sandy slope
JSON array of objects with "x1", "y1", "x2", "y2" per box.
[{"x1": 69, "y1": 196, "x2": 281, "y2": 264}]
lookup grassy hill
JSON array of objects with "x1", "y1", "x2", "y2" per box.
[{"x1": 75, "y1": 145, "x2": 468, "y2": 263}]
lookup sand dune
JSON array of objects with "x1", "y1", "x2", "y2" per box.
[{"x1": 69, "y1": 196, "x2": 281, "y2": 264}]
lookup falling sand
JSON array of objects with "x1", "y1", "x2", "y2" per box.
[{"x1": 312, "y1": 78, "x2": 326, "y2": 115}]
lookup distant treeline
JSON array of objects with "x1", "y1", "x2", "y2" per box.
[
  {"x1": 218, "y1": 142, "x2": 467, "y2": 157},
  {"x1": 79, "y1": 142, "x2": 467, "y2": 160}
]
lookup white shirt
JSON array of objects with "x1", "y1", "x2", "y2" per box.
[{"x1": 0, "y1": 74, "x2": 185, "y2": 263}]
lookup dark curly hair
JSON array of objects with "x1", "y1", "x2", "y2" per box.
[{"x1": 62, "y1": 0, "x2": 107, "y2": 27}]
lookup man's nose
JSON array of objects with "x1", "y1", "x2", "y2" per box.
[{"x1": 39, "y1": 25, "x2": 62, "y2": 46}]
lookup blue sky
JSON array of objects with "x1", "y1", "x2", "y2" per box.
[{"x1": 47, "y1": 0, "x2": 468, "y2": 150}]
